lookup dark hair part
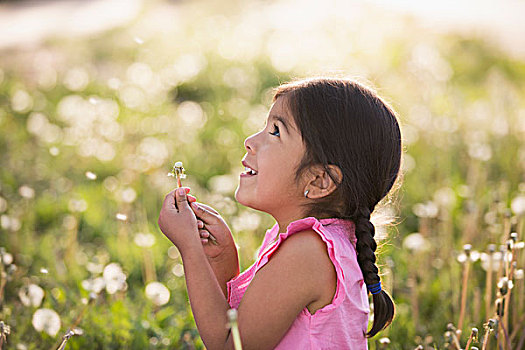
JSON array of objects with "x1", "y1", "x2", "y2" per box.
[{"x1": 273, "y1": 77, "x2": 402, "y2": 337}]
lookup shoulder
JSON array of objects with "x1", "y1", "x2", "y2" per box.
[{"x1": 270, "y1": 229, "x2": 337, "y2": 294}]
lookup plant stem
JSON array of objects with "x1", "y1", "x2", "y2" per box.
[{"x1": 458, "y1": 259, "x2": 470, "y2": 333}]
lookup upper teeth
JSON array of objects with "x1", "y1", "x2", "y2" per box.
[{"x1": 245, "y1": 167, "x2": 257, "y2": 175}]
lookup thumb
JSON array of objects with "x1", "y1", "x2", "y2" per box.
[{"x1": 175, "y1": 187, "x2": 189, "y2": 210}]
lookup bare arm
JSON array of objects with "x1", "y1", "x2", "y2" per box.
[{"x1": 159, "y1": 188, "x2": 336, "y2": 349}]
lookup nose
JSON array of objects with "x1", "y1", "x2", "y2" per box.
[{"x1": 244, "y1": 133, "x2": 257, "y2": 153}]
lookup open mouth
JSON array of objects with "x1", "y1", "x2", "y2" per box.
[{"x1": 241, "y1": 166, "x2": 258, "y2": 176}]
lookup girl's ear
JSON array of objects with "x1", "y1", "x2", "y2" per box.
[{"x1": 304, "y1": 164, "x2": 342, "y2": 199}]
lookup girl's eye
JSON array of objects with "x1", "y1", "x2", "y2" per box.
[{"x1": 269, "y1": 123, "x2": 280, "y2": 137}]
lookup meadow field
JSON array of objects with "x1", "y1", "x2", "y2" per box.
[{"x1": 0, "y1": 0, "x2": 524, "y2": 348}]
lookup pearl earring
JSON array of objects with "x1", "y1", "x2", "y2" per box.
[{"x1": 304, "y1": 190, "x2": 309, "y2": 198}]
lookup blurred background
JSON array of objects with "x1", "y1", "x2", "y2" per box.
[{"x1": 0, "y1": 0, "x2": 524, "y2": 348}]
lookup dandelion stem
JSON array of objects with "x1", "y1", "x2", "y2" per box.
[
  {"x1": 227, "y1": 309, "x2": 243, "y2": 350},
  {"x1": 458, "y1": 250, "x2": 471, "y2": 334}
]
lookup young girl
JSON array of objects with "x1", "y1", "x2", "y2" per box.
[{"x1": 158, "y1": 77, "x2": 402, "y2": 349}]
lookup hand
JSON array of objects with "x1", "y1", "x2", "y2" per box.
[
  {"x1": 190, "y1": 202, "x2": 237, "y2": 261},
  {"x1": 158, "y1": 187, "x2": 201, "y2": 253}
]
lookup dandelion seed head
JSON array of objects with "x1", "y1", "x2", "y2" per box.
[
  {"x1": 2, "y1": 252, "x2": 13, "y2": 265},
  {"x1": 85, "y1": 171, "x2": 97, "y2": 180},
  {"x1": 86, "y1": 262, "x2": 104, "y2": 274},
  {"x1": 49, "y1": 147, "x2": 60, "y2": 156},
  {"x1": 511, "y1": 195, "x2": 525, "y2": 215},
  {"x1": 145, "y1": 281, "x2": 170, "y2": 306},
  {"x1": 19, "y1": 284, "x2": 45, "y2": 307},
  {"x1": 412, "y1": 201, "x2": 439, "y2": 218},
  {"x1": 378, "y1": 337, "x2": 391, "y2": 344},
  {"x1": 134, "y1": 232, "x2": 156, "y2": 248},
  {"x1": 16, "y1": 343, "x2": 27, "y2": 350},
  {"x1": 81, "y1": 277, "x2": 105, "y2": 294},
  {"x1": 149, "y1": 337, "x2": 159, "y2": 345},
  {"x1": 18, "y1": 185, "x2": 35, "y2": 199},
  {"x1": 470, "y1": 250, "x2": 480, "y2": 262},
  {"x1": 515, "y1": 269, "x2": 524, "y2": 279},
  {"x1": 32, "y1": 308, "x2": 61, "y2": 336},
  {"x1": 457, "y1": 253, "x2": 468, "y2": 263},
  {"x1": 40, "y1": 268, "x2": 48, "y2": 274},
  {"x1": 116, "y1": 213, "x2": 127, "y2": 221},
  {"x1": 103, "y1": 263, "x2": 127, "y2": 294},
  {"x1": 402, "y1": 233, "x2": 430, "y2": 252}
]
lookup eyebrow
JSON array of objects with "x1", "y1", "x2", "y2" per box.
[{"x1": 269, "y1": 114, "x2": 292, "y2": 135}]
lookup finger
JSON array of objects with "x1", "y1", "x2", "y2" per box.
[
  {"x1": 197, "y1": 220, "x2": 204, "y2": 229},
  {"x1": 188, "y1": 194, "x2": 197, "y2": 203},
  {"x1": 175, "y1": 187, "x2": 190, "y2": 211},
  {"x1": 201, "y1": 238, "x2": 208, "y2": 244},
  {"x1": 199, "y1": 229, "x2": 210, "y2": 238},
  {"x1": 190, "y1": 202, "x2": 221, "y2": 224},
  {"x1": 195, "y1": 202, "x2": 219, "y2": 215}
]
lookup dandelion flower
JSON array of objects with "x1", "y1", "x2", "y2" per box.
[
  {"x1": 85, "y1": 171, "x2": 97, "y2": 180},
  {"x1": 115, "y1": 213, "x2": 127, "y2": 221},
  {"x1": 134, "y1": 233, "x2": 156, "y2": 248},
  {"x1": 19, "y1": 284, "x2": 45, "y2": 307},
  {"x1": 103, "y1": 263, "x2": 127, "y2": 294},
  {"x1": 402, "y1": 233, "x2": 430, "y2": 252},
  {"x1": 32, "y1": 308, "x2": 61, "y2": 336},
  {"x1": 81, "y1": 277, "x2": 105, "y2": 294},
  {"x1": 145, "y1": 281, "x2": 170, "y2": 306},
  {"x1": 511, "y1": 195, "x2": 525, "y2": 215}
]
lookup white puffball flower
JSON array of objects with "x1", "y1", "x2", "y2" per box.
[
  {"x1": 134, "y1": 233, "x2": 155, "y2": 248},
  {"x1": 145, "y1": 282, "x2": 170, "y2": 306},
  {"x1": 115, "y1": 213, "x2": 128, "y2": 221},
  {"x1": 19, "y1": 284, "x2": 45, "y2": 307},
  {"x1": 511, "y1": 195, "x2": 525, "y2": 215},
  {"x1": 18, "y1": 185, "x2": 35, "y2": 199},
  {"x1": 85, "y1": 171, "x2": 97, "y2": 180},
  {"x1": 412, "y1": 201, "x2": 439, "y2": 218},
  {"x1": 32, "y1": 308, "x2": 61, "y2": 336},
  {"x1": 81, "y1": 277, "x2": 105, "y2": 294},
  {"x1": 2, "y1": 252, "x2": 13, "y2": 265},
  {"x1": 402, "y1": 233, "x2": 430, "y2": 252},
  {"x1": 103, "y1": 263, "x2": 127, "y2": 294}
]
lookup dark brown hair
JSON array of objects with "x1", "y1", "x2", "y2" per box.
[{"x1": 273, "y1": 77, "x2": 402, "y2": 337}]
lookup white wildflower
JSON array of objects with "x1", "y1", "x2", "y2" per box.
[
  {"x1": 145, "y1": 282, "x2": 170, "y2": 306},
  {"x1": 402, "y1": 233, "x2": 430, "y2": 252},
  {"x1": 32, "y1": 308, "x2": 61, "y2": 336},
  {"x1": 134, "y1": 233, "x2": 155, "y2": 248},
  {"x1": 19, "y1": 284, "x2": 45, "y2": 307},
  {"x1": 103, "y1": 263, "x2": 127, "y2": 294}
]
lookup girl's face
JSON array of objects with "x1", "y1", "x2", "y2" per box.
[{"x1": 235, "y1": 96, "x2": 309, "y2": 228}]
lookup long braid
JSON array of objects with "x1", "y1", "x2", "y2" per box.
[{"x1": 353, "y1": 206, "x2": 395, "y2": 337}]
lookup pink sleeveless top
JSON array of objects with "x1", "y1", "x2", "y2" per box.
[{"x1": 226, "y1": 217, "x2": 370, "y2": 349}]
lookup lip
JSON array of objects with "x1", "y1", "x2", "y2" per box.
[{"x1": 241, "y1": 160, "x2": 257, "y2": 172}]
